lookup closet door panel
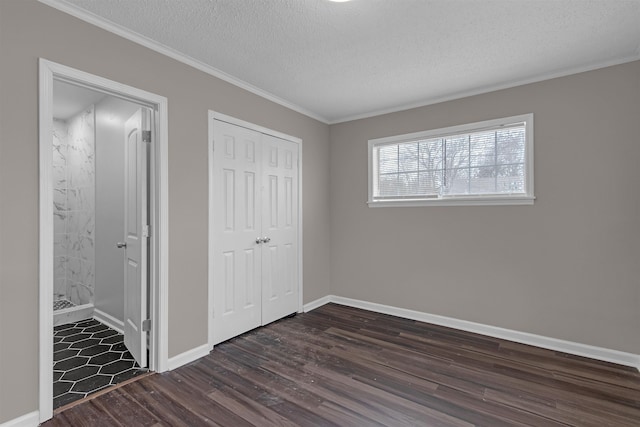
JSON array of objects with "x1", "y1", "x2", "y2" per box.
[
  {"x1": 261, "y1": 134, "x2": 299, "y2": 325},
  {"x1": 212, "y1": 121, "x2": 262, "y2": 345}
]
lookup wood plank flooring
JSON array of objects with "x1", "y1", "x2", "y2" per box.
[{"x1": 43, "y1": 303, "x2": 640, "y2": 426}]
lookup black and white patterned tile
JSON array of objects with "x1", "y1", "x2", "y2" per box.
[{"x1": 53, "y1": 318, "x2": 147, "y2": 408}]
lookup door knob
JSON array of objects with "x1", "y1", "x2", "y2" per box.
[
  {"x1": 262, "y1": 237, "x2": 271, "y2": 243},
  {"x1": 256, "y1": 238, "x2": 262, "y2": 244},
  {"x1": 116, "y1": 242, "x2": 127, "y2": 249}
]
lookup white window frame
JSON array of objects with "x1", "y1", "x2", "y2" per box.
[{"x1": 367, "y1": 114, "x2": 535, "y2": 207}]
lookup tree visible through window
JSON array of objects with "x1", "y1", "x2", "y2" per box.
[{"x1": 368, "y1": 114, "x2": 534, "y2": 206}]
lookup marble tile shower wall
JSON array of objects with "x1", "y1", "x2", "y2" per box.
[{"x1": 53, "y1": 105, "x2": 96, "y2": 306}]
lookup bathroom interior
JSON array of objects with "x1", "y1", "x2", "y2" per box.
[{"x1": 52, "y1": 80, "x2": 148, "y2": 408}]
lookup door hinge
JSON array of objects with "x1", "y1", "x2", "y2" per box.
[
  {"x1": 142, "y1": 319, "x2": 151, "y2": 332},
  {"x1": 142, "y1": 130, "x2": 151, "y2": 143},
  {"x1": 143, "y1": 225, "x2": 150, "y2": 238}
]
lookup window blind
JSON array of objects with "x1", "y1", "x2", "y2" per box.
[{"x1": 373, "y1": 122, "x2": 527, "y2": 200}]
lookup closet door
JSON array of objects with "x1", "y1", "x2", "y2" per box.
[
  {"x1": 212, "y1": 121, "x2": 262, "y2": 345},
  {"x1": 261, "y1": 134, "x2": 299, "y2": 325}
]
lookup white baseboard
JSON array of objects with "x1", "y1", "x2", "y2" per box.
[
  {"x1": 303, "y1": 295, "x2": 332, "y2": 312},
  {"x1": 0, "y1": 411, "x2": 39, "y2": 427},
  {"x1": 166, "y1": 343, "x2": 211, "y2": 371},
  {"x1": 53, "y1": 303, "x2": 94, "y2": 326},
  {"x1": 93, "y1": 308, "x2": 124, "y2": 334},
  {"x1": 304, "y1": 295, "x2": 640, "y2": 370}
]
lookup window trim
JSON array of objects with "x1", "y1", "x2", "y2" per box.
[{"x1": 367, "y1": 113, "x2": 535, "y2": 207}]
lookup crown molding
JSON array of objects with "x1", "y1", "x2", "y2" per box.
[
  {"x1": 328, "y1": 53, "x2": 640, "y2": 124},
  {"x1": 38, "y1": 0, "x2": 640, "y2": 127},
  {"x1": 37, "y1": 0, "x2": 330, "y2": 124}
]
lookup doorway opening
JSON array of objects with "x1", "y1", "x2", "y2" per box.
[
  {"x1": 39, "y1": 59, "x2": 169, "y2": 423},
  {"x1": 51, "y1": 80, "x2": 150, "y2": 408}
]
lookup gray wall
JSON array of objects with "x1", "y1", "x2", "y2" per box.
[
  {"x1": 330, "y1": 60, "x2": 640, "y2": 355},
  {"x1": 0, "y1": 0, "x2": 331, "y2": 422},
  {"x1": 94, "y1": 96, "x2": 140, "y2": 323}
]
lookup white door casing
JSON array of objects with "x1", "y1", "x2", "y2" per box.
[
  {"x1": 211, "y1": 117, "x2": 300, "y2": 345},
  {"x1": 212, "y1": 121, "x2": 263, "y2": 345},
  {"x1": 123, "y1": 108, "x2": 149, "y2": 368},
  {"x1": 261, "y1": 134, "x2": 299, "y2": 325},
  {"x1": 40, "y1": 59, "x2": 169, "y2": 423}
]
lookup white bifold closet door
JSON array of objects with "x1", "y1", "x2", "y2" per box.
[{"x1": 212, "y1": 120, "x2": 299, "y2": 345}]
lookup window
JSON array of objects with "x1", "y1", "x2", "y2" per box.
[{"x1": 368, "y1": 114, "x2": 534, "y2": 207}]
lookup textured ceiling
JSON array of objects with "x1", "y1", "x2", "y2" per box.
[{"x1": 47, "y1": 0, "x2": 640, "y2": 123}]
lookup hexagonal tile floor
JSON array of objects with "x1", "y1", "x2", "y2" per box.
[{"x1": 53, "y1": 319, "x2": 147, "y2": 409}]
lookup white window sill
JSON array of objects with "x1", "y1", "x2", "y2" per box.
[{"x1": 367, "y1": 195, "x2": 535, "y2": 207}]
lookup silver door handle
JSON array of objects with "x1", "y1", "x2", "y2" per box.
[
  {"x1": 255, "y1": 237, "x2": 271, "y2": 244},
  {"x1": 116, "y1": 242, "x2": 127, "y2": 249},
  {"x1": 256, "y1": 238, "x2": 262, "y2": 244}
]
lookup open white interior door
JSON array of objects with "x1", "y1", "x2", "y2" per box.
[{"x1": 123, "y1": 108, "x2": 149, "y2": 368}]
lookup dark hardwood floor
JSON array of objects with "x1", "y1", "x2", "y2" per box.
[{"x1": 43, "y1": 303, "x2": 640, "y2": 426}]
